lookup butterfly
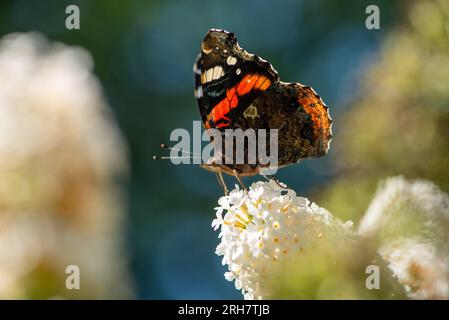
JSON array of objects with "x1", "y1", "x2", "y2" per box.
[{"x1": 192, "y1": 29, "x2": 332, "y2": 193}]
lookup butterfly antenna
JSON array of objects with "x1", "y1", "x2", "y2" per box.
[
  {"x1": 153, "y1": 156, "x2": 202, "y2": 160},
  {"x1": 153, "y1": 144, "x2": 202, "y2": 161},
  {"x1": 160, "y1": 143, "x2": 202, "y2": 157}
]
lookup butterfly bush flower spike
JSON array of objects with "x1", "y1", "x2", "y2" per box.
[{"x1": 212, "y1": 180, "x2": 355, "y2": 299}]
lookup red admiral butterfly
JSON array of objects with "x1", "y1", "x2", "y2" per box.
[{"x1": 193, "y1": 29, "x2": 332, "y2": 191}]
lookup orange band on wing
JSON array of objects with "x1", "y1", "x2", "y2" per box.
[
  {"x1": 298, "y1": 91, "x2": 331, "y2": 138},
  {"x1": 254, "y1": 75, "x2": 271, "y2": 91},
  {"x1": 237, "y1": 74, "x2": 258, "y2": 95},
  {"x1": 207, "y1": 74, "x2": 271, "y2": 128},
  {"x1": 209, "y1": 87, "x2": 237, "y2": 127}
]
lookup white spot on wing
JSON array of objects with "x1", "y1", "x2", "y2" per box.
[
  {"x1": 236, "y1": 68, "x2": 241, "y2": 75},
  {"x1": 195, "y1": 86, "x2": 203, "y2": 98},
  {"x1": 194, "y1": 67, "x2": 201, "y2": 75},
  {"x1": 226, "y1": 56, "x2": 237, "y2": 65},
  {"x1": 193, "y1": 62, "x2": 201, "y2": 74},
  {"x1": 244, "y1": 50, "x2": 254, "y2": 58},
  {"x1": 212, "y1": 66, "x2": 223, "y2": 80},
  {"x1": 206, "y1": 68, "x2": 214, "y2": 82}
]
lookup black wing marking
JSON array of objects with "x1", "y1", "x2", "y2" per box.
[{"x1": 193, "y1": 54, "x2": 207, "y2": 123}]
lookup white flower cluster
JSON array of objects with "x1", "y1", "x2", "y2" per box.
[
  {"x1": 0, "y1": 33, "x2": 132, "y2": 298},
  {"x1": 359, "y1": 176, "x2": 449, "y2": 299},
  {"x1": 212, "y1": 180, "x2": 355, "y2": 299}
]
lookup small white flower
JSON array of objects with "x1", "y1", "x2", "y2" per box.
[
  {"x1": 212, "y1": 180, "x2": 355, "y2": 299},
  {"x1": 224, "y1": 272, "x2": 235, "y2": 282}
]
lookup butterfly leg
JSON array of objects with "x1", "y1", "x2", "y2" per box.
[
  {"x1": 232, "y1": 169, "x2": 248, "y2": 192},
  {"x1": 262, "y1": 174, "x2": 288, "y2": 189},
  {"x1": 216, "y1": 172, "x2": 229, "y2": 196}
]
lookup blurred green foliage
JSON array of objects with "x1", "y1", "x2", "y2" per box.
[
  {"x1": 320, "y1": 0, "x2": 449, "y2": 223},
  {"x1": 271, "y1": 239, "x2": 406, "y2": 299}
]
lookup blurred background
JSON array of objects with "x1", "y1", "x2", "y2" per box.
[{"x1": 0, "y1": 0, "x2": 448, "y2": 299}]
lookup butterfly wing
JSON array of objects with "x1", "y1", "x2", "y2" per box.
[
  {"x1": 193, "y1": 54, "x2": 207, "y2": 123},
  {"x1": 193, "y1": 29, "x2": 279, "y2": 130},
  {"x1": 233, "y1": 81, "x2": 333, "y2": 165},
  {"x1": 193, "y1": 29, "x2": 332, "y2": 176}
]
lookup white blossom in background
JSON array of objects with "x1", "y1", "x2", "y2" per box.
[
  {"x1": 0, "y1": 33, "x2": 132, "y2": 298},
  {"x1": 212, "y1": 180, "x2": 355, "y2": 300},
  {"x1": 359, "y1": 176, "x2": 449, "y2": 299}
]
